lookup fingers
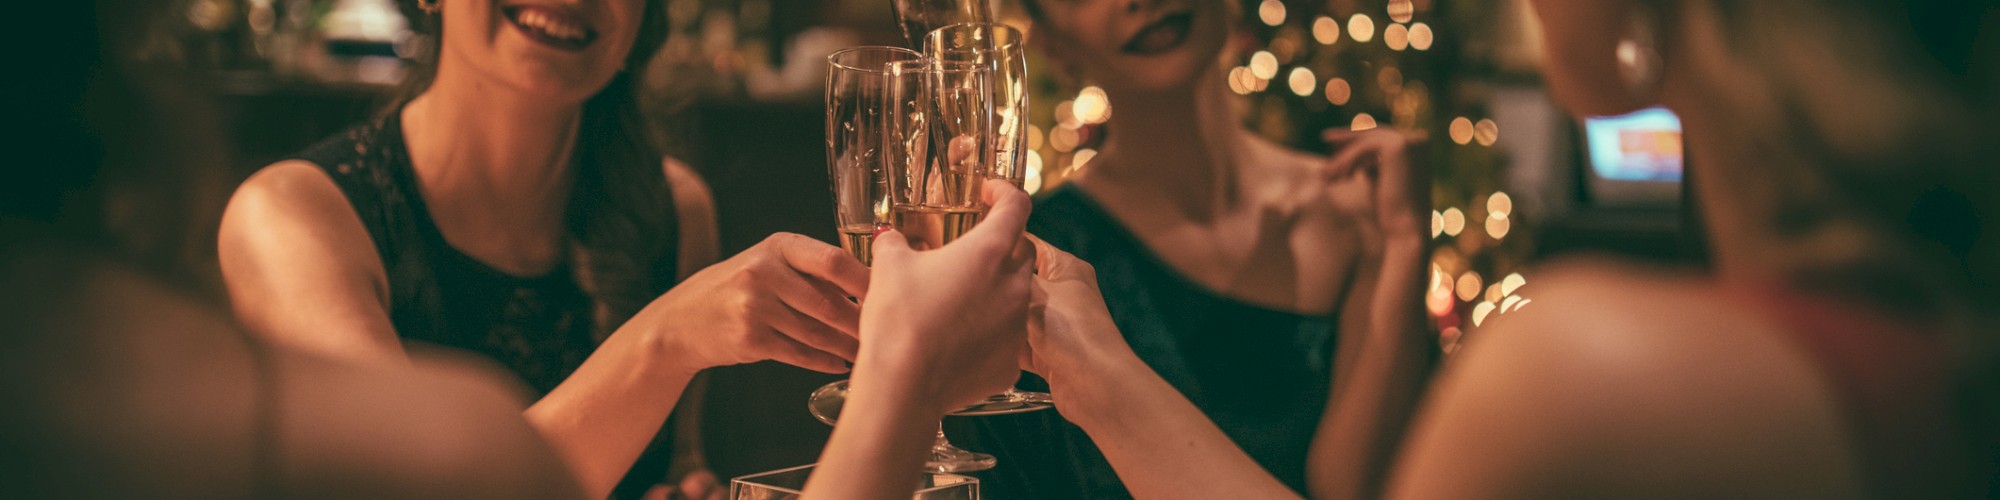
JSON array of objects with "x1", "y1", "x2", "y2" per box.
[
  {"x1": 768, "y1": 294, "x2": 861, "y2": 361},
  {"x1": 1027, "y1": 233, "x2": 1092, "y2": 282},
  {"x1": 770, "y1": 233, "x2": 870, "y2": 299},
  {"x1": 676, "y1": 471, "x2": 721, "y2": 500},
  {"x1": 767, "y1": 267, "x2": 862, "y2": 338},
  {"x1": 970, "y1": 179, "x2": 1031, "y2": 242},
  {"x1": 870, "y1": 228, "x2": 912, "y2": 265},
  {"x1": 762, "y1": 331, "x2": 851, "y2": 374}
]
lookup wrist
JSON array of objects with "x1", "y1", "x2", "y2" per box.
[
  {"x1": 627, "y1": 312, "x2": 706, "y2": 382},
  {"x1": 1054, "y1": 347, "x2": 1149, "y2": 431}
]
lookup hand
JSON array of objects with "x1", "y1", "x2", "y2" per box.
[
  {"x1": 854, "y1": 180, "x2": 1035, "y2": 416},
  {"x1": 1020, "y1": 236, "x2": 1138, "y2": 422},
  {"x1": 641, "y1": 233, "x2": 870, "y2": 375},
  {"x1": 1314, "y1": 129, "x2": 1430, "y2": 243}
]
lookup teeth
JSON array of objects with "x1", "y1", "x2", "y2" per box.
[{"x1": 514, "y1": 8, "x2": 588, "y2": 42}]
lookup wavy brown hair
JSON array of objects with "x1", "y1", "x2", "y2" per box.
[{"x1": 394, "y1": 0, "x2": 677, "y2": 337}]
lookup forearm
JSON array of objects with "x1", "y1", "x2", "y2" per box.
[
  {"x1": 526, "y1": 325, "x2": 698, "y2": 499},
  {"x1": 1308, "y1": 240, "x2": 1435, "y2": 500},
  {"x1": 803, "y1": 369, "x2": 943, "y2": 499},
  {"x1": 1066, "y1": 355, "x2": 1303, "y2": 500}
]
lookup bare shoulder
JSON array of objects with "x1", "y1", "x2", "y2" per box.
[
  {"x1": 1388, "y1": 257, "x2": 1866, "y2": 499},
  {"x1": 218, "y1": 161, "x2": 400, "y2": 357},
  {"x1": 662, "y1": 157, "x2": 719, "y2": 274}
]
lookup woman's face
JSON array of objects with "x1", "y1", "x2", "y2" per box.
[
  {"x1": 437, "y1": 0, "x2": 646, "y2": 104},
  {"x1": 1032, "y1": 0, "x2": 1231, "y2": 93}
]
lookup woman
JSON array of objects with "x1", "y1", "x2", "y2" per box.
[
  {"x1": 218, "y1": 0, "x2": 869, "y2": 497},
  {"x1": 1024, "y1": 0, "x2": 1997, "y2": 498},
  {"x1": 962, "y1": 0, "x2": 1431, "y2": 498}
]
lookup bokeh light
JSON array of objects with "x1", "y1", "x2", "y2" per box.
[
  {"x1": 1288, "y1": 67, "x2": 1316, "y2": 96},
  {"x1": 1259, "y1": 0, "x2": 1286, "y2": 26},
  {"x1": 1348, "y1": 14, "x2": 1375, "y2": 43},
  {"x1": 1313, "y1": 16, "x2": 1341, "y2": 45},
  {"x1": 1351, "y1": 113, "x2": 1378, "y2": 131},
  {"x1": 1324, "y1": 77, "x2": 1352, "y2": 105}
]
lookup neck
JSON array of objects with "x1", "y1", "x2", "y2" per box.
[
  {"x1": 400, "y1": 65, "x2": 584, "y2": 242},
  {"x1": 1089, "y1": 68, "x2": 1248, "y2": 220}
]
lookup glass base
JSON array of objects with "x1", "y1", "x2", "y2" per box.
[
  {"x1": 927, "y1": 440, "x2": 996, "y2": 473},
  {"x1": 730, "y1": 464, "x2": 979, "y2": 500},
  {"x1": 808, "y1": 380, "x2": 1054, "y2": 426}
]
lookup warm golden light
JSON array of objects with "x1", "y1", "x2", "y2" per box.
[
  {"x1": 1475, "y1": 118, "x2": 1500, "y2": 146},
  {"x1": 1486, "y1": 283, "x2": 1505, "y2": 303},
  {"x1": 1384, "y1": 23, "x2": 1409, "y2": 51},
  {"x1": 1026, "y1": 125, "x2": 1044, "y2": 151},
  {"x1": 1471, "y1": 301, "x2": 1497, "y2": 327},
  {"x1": 1388, "y1": 0, "x2": 1415, "y2": 23},
  {"x1": 1259, "y1": 0, "x2": 1286, "y2": 26},
  {"x1": 1324, "y1": 77, "x2": 1352, "y2": 105},
  {"x1": 1430, "y1": 210, "x2": 1444, "y2": 238},
  {"x1": 1500, "y1": 273, "x2": 1526, "y2": 296},
  {"x1": 1071, "y1": 148, "x2": 1098, "y2": 170},
  {"x1": 1450, "y1": 117, "x2": 1474, "y2": 145},
  {"x1": 1288, "y1": 67, "x2": 1316, "y2": 96},
  {"x1": 1487, "y1": 191, "x2": 1513, "y2": 218},
  {"x1": 1442, "y1": 207, "x2": 1466, "y2": 236},
  {"x1": 1351, "y1": 113, "x2": 1378, "y2": 131},
  {"x1": 1348, "y1": 14, "x2": 1375, "y2": 43},
  {"x1": 1024, "y1": 150, "x2": 1044, "y2": 195},
  {"x1": 1228, "y1": 67, "x2": 1251, "y2": 95},
  {"x1": 1051, "y1": 124, "x2": 1080, "y2": 152},
  {"x1": 1074, "y1": 86, "x2": 1111, "y2": 124},
  {"x1": 1409, "y1": 22, "x2": 1434, "y2": 50},
  {"x1": 1312, "y1": 16, "x2": 1341, "y2": 45},
  {"x1": 1249, "y1": 51, "x2": 1279, "y2": 80},
  {"x1": 1054, "y1": 100, "x2": 1076, "y2": 127},
  {"x1": 1456, "y1": 272, "x2": 1484, "y2": 302},
  {"x1": 1486, "y1": 215, "x2": 1511, "y2": 239}
]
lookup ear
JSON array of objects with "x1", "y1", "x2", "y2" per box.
[{"x1": 1528, "y1": 0, "x2": 1661, "y2": 117}]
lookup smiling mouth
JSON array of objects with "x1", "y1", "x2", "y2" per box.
[
  {"x1": 504, "y1": 5, "x2": 598, "y2": 51},
  {"x1": 1122, "y1": 12, "x2": 1194, "y2": 55}
]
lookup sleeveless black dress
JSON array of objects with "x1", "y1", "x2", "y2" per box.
[
  {"x1": 956, "y1": 185, "x2": 1338, "y2": 499},
  {"x1": 292, "y1": 113, "x2": 679, "y2": 498}
]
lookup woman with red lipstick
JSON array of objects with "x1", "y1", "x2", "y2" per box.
[
  {"x1": 958, "y1": 0, "x2": 1431, "y2": 498},
  {"x1": 218, "y1": 1, "x2": 867, "y2": 498}
]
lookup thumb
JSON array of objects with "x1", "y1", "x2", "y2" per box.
[{"x1": 872, "y1": 228, "x2": 912, "y2": 264}]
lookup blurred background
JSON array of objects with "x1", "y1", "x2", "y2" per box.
[{"x1": 67, "y1": 0, "x2": 1700, "y2": 479}]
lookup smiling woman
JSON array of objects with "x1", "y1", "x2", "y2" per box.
[{"x1": 217, "y1": 0, "x2": 873, "y2": 499}]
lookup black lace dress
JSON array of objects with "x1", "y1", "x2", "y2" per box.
[
  {"x1": 957, "y1": 185, "x2": 1338, "y2": 499},
  {"x1": 292, "y1": 113, "x2": 679, "y2": 498}
]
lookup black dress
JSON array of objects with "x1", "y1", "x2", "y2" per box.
[
  {"x1": 956, "y1": 185, "x2": 1338, "y2": 499},
  {"x1": 292, "y1": 113, "x2": 679, "y2": 498}
]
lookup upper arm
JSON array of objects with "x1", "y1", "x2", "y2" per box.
[
  {"x1": 1383, "y1": 264, "x2": 1865, "y2": 499},
  {"x1": 664, "y1": 158, "x2": 719, "y2": 280},
  {"x1": 276, "y1": 350, "x2": 584, "y2": 499},
  {"x1": 218, "y1": 161, "x2": 405, "y2": 363}
]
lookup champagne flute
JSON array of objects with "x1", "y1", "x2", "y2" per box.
[
  {"x1": 925, "y1": 22, "x2": 1055, "y2": 410},
  {"x1": 890, "y1": 0, "x2": 993, "y2": 48},
  {"x1": 882, "y1": 58, "x2": 1000, "y2": 473},
  {"x1": 822, "y1": 46, "x2": 922, "y2": 265},
  {"x1": 816, "y1": 59, "x2": 1011, "y2": 474},
  {"x1": 808, "y1": 46, "x2": 925, "y2": 435}
]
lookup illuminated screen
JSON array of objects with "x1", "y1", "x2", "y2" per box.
[{"x1": 1584, "y1": 107, "x2": 1683, "y2": 182}]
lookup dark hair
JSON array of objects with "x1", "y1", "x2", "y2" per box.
[{"x1": 395, "y1": 0, "x2": 677, "y2": 335}]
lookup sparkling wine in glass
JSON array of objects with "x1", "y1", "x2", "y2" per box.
[{"x1": 824, "y1": 46, "x2": 923, "y2": 265}]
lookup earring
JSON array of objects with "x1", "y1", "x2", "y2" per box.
[
  {"x1": 417, "y1": 0, "x2": 442, "y2": 14},
  {"x1": 1615, "y1": 4, "x2": 1663, "y2": 97}
]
